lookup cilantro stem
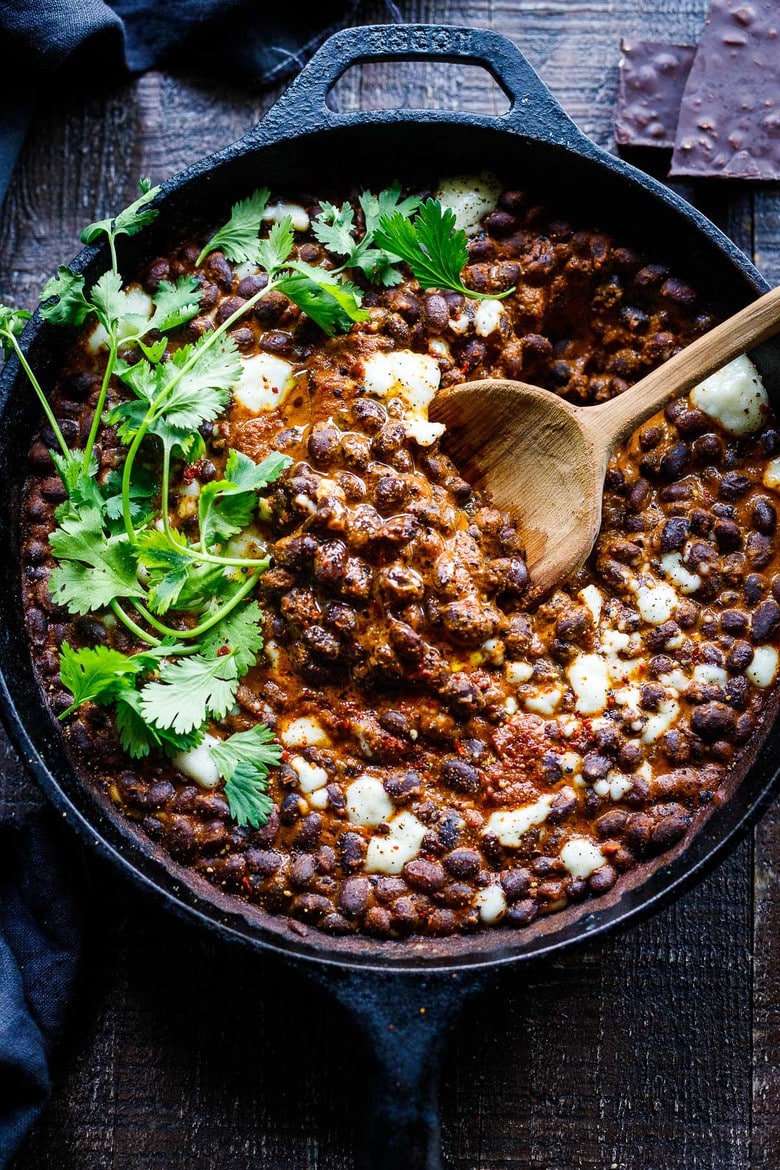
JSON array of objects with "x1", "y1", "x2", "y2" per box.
[
  {"x1": 110, "y1": 599, "x2": 162, "y2": 646},
  {"x1": 131, "y1": 569, "x2": 260, "y2": 640},
  {"x1": 83, "y1": 333, "x2": 117, "y2": 473},
  {"x1": 120, "y1": 278, "x2": 280, "y2": 544},
  {"x1": 6, "y1": 332, "x2": 70, "y2": 459}
]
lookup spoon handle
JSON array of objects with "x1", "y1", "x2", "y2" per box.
[{"x1": 587, "y1": 283, "x2": 780, "y2": 449}]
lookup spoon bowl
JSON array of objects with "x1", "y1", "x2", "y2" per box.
[{"x1": 430, "y1": 285, "x2": 780, "y2": 600}]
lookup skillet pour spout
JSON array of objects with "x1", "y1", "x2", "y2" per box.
[{"x1": 2, "y1": 22, "x2": 780, "y2": 1170}]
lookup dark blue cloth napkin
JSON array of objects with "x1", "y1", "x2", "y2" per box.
[
  {"x1": 0, "y1": 2, "x2": 356, "y2": 1163},
  {"x1": 0, "y1": 0, "x2": 354, "y2": 204},
  {"x1": 0, "y1": 807, "x2": 84, "y2": 1165}
]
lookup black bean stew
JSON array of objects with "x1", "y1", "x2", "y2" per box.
[{"x1": 20, "y1": 178, "x2": 780, "y2": 937}]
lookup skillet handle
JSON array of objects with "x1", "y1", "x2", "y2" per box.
[
  {"x1": 245, "y1": 23, "x2": 588, "y2": 149},
  {"x1": 307, "y1": 965, "x2": 490, "y2": 1170}
]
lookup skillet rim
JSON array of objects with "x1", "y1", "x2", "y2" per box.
[{"x1": 1, "y1": 24, "x2": 779, "y2": 976}]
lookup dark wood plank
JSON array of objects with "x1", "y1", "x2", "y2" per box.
[{"x1": 3, "y1": 0, "x2": 778, "y2": 1167}]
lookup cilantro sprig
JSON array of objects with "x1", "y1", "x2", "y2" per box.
[
  {"x1": 5, "y1": 176, "x2": 517, "y2": 834},
  {"x1": 375, "y1": 199, "x2": 515, "y2": 300}
]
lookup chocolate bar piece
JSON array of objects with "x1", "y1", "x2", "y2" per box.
[
  {"x1": 614, "y1": 39, "x2": 696, "y2": 148},
  {"x1": 670, "y1": 0, "x2": 780, "y2": 179}
]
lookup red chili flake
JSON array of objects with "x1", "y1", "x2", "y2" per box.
[
  {"x1": 182, "y1": 459, "x2": 206, "y2": 483},
  {"x1": 241, "y1": 876, "x2": 253, "y2": 894},
  {"x1": 216, "y1": 644, "x2": 231, "y2": 657}
]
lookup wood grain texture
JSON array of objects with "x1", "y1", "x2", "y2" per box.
[{"x1": 2, "y1": 0, "x2": 778, "y2": 1166}]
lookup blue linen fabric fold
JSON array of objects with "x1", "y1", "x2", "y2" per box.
[
  {"x1": 0, "y1": 807, "x2": 84, "y2": 1165},
  {"x1": 0, "y1": 2, "x2": 355, "y2": 1163}
]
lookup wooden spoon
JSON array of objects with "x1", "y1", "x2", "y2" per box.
[{"x1": 430, "y1": 285, "x2": 780, "y2": 600}]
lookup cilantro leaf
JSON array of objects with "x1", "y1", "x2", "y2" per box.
[
  {"x1": 0, "y1": 305, "x2": 31, "y2": 354},
  {"x1": 311, "y1": 200, "x2": 357, "y2": 258},
  {"x1": 199, "y1": 599, "x2": 264, "y2": 676},
  {"x1": 135, "y1": 529, "x2": 231, "y2": 615},
  {"x1": 102, "y1": 464, "x2": 157, "y2": 529},
  {"x1": 139, "y1": 652, "x2": 240, "y2": 734},
  {"x1": 51, "y1": 449, "x2": 105, "y2": 522},
  {"x1": 40, "y1": 268, "x2": 92, "y2": 327},
  {"x1": 49, "y1": 509, "x2": 145, "y2": 614},
  {"x1": 59, "y1": 642, "x2": 143, "y2": 715},
  {"x1": 90, "y1": 270, "x2": 127, "y2": 333},
  {"x1": 197, "y1": 449, "x2": 289, "y2": 549},
  {"x1": 114, "y1": 688, "x2": 204, "y2": 759},
  {"x1": 197, "y1": 188, "x2": 270, "y2": 266},
  {"x1": 256, "y1": 217, "x2": 294, "y2": 273},
  {"x1": 375, "y1": 199, "x2": 514, "y2": 300},
  {"x1": 210, "y1": 723, "x2": 282, "y2": 828},
  {"x1": 276, "y1": 268, "x2": 368, "y2": 336},
  {"x1": 160, "y1": 336, "x2": 241, "y2": 429},
  {"x1": 147, "y1": 276, "x2": 202, "y2": 334},
  {"x1": 223, "y1": 762, "x2": 275, "y2": 827},
  {"x1": 81, "y1": 179, "x2": 161, "y2": 244}
]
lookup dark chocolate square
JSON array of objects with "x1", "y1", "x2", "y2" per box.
[
  {"x1": 614, "y1": 39, "x2": 696, "y2": 149},
  {"x1": 670, "y1": 0, "x2": 780, "y2": 179}
]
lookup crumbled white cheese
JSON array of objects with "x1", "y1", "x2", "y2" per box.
[
  {"x1": 174, "y1": 733, "x2": 221, "y2": 789},
  {"x1": 660, "y1": 667, "x2": 690, "y2": 694},
  {"x1": 593, "y1": 779, "x2": 609, "y2": 797},
  {"x1": 428, "y1": 337, "x2": 452, "y2": 360},
  {"x1": 579, "y1": 584, "x2": 604, "y2": 625},
  {"x1": 690, "y1": 354, "x2": 768, "y2": 435},
  {"x1": 232, "y1": 352, "x2": 296, "y2": 413},
  {"x1": 636, "y1": 580, "x2": 678, "y2": 625},
  {"x1": 505, "y1": 660, "x2": 534, "y2": 686},
  {"x1": 763, "y1": 457, "x2": 780, "y2": 491},
  {"x1": 641, "y1": 697, "x2": 680, "y2": 743},
  {"x1": 746, "y1": 645, "x2": 779, "y2": 688},
  {"x1": 560, "y1": 837, "x2": 606, "y2": 878},
  {"x1": 404, "y1": 419, "x2": 446, "y2": 446},
  {"x1": 484, "y1": 795, "x2": 555, "y2": 847},
  {"x1": 180, "y1": 480, "x2": 201, "y2": 498},
  {"x1": 568, "y1": 653, "x2": 610, "y2": 715},
  {"x1": 434, "y1": 172, "x2": 501, "y2": 236},
  {"x1": 290, "y1": 755, "x2": 328, "y2": 793},
  {"x1": 475, "y1": 883, "x2": 507, "y2": 924},
  {"x1": 474, "y1": 299, "x2": 504, "y2": 337},
  {"x1": 365, "y1": 812, "x2": 427, "y2": 874},
  {"x1": 692, "y1": 663, "x2": 728, "y2": 687},
  {"x1": 504, "y1": 696, "x2": 518, "y2": 715},
  {"x1": 263, "y1": 201, "x2": 310, "y2": 232},
  {"x1": 280, "y1": 717, "x2": 331, "y2": 748},
  {"x1": 449, "y1": 311, "x2": 471, "y2": 335},
  {"x1": 361, "y1": 350, "x2": 441, "y2": 420},
  {"x1": 659, "y1": 552, "x2": 702, "y2": 594},
  {"x1": 308, "y1": 788, "x2": 330, "y2": 810},
  {"x1": 560, "y1": 751, "x2": 582, "y2": 775},
  {"x1": 346, "y1": 776, "x2": 394, "y2": 826},
  {"x1": 524, "y1": 685, "x2": 564, "y2": 716},
  {"x1": 606, "y1": 770, "x2": 633, "y2": 801}
]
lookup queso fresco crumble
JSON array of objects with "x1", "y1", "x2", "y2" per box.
[{"x1": 20, "y1": 174, "x2": 780, "y2": 937}]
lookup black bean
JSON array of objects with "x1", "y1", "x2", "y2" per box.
[
  {"x1": 440, "y1": 758, "x2": 481, "y2": 794},
  {"x1": 421, "y1": 293, "x2": 449, "y2": 332},
  {"x1": 674, "y1": 409, "x2": 709, "y2": 436},
  {"x1": 445, "y1": 849, "x2": 481, "y2": 879},
  {"x1": 721, "y1": 609, "x2": 749, "y2": 635},
  {"x1": 690, "y1": 702, "x2": 735, "y2": 740},
  {"x1": 338, "y1": 831, "x2": 367, "y2": 873},
  {"x1": 752, "y1": 497, "x2": 777, "y2": 534},
  {"x1": 383, "y1": 771, "x2": 422, "y2": 802},
  {"x1": 596, "y1": 810, "x2": 628, "y2": 838},
  {"x1": 507, "y1": 899, "x2": 539, "y2": 927},
  {"x1": 659, "y1": 441, "x2": 690, "y2": 479},
  {"x1": 588, "y1": 865, "x2": 618, "y2": 893},
  {"x1": 752, "y1": 599, "x2": 780, "y2": 642},
  {"x1": 308, "y1": 424, "x2": 341, "y2": 467},
  {"x1": 339, "y1": 876, "x2": 371, "y2": 917},
  {"x1": 650, "y1": 815, "x2": 689, "y2": 850},
  {"x1": 404, "y1": 858, "x2": 445, "y2": 894},
  {"x1": 747, "y1": 532, "x2": 774, "y2": 568},
  {"x1": 660, "y1": 516, "x2": 689, "y2": 551},
  {"x1": 713, "y1": 519, "x2": 743, "y2": 551},
  {"x1": 745, "y1": 573, "x2": 766, "y2": 605},
  {"x1": 582, "y1": 752, "x2": 611, "y2": 782},
  {"x1": 719, "y1": 472, "x2": 751, "y2": 500}
]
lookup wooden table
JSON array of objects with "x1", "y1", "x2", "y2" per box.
[{"x1": 3, "y1": 1, "x2": 779, "y2": 1166}]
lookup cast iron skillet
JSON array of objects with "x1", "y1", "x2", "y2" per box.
[{"x1": 2, "y1": 23, "x2": 780, "y2": 1169}]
